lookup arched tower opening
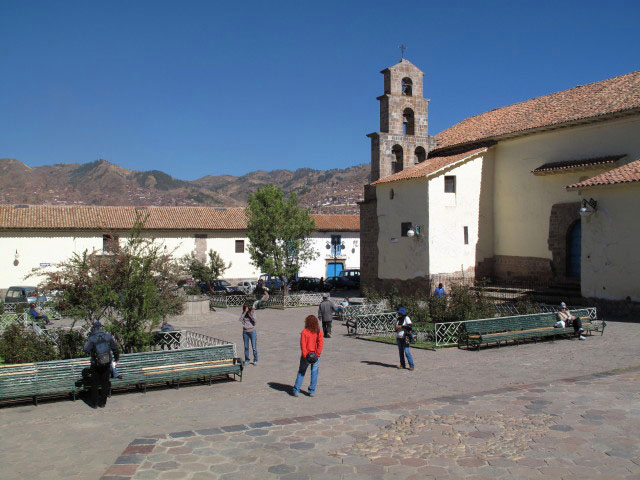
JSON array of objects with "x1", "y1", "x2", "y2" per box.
[
  {"x1": 403, "y1": 108, "x2": 415, "y2": 135},
  {"x1": 402, "y1": 77, "x2": 413, "y2": 96},
  {"x1": 392, "y1": 145, "x2": 404, "y2": 173}
]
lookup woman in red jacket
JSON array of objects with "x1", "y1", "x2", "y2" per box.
[{"x1": 292, "y1": 315, "x2": 324, "y2": 397}]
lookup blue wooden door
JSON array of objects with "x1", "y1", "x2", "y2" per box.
[
  {"x1": 567, "y1": 221, "x2": 581, "y2": 278},
  {"x1": 327, "y1": 263, "x2": 343, "y2": 277}
]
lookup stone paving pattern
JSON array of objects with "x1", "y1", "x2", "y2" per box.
[
  {"x1": 1, "y1": 305, "x2": 639, "y2": 479},
  {"x1": 102, "y1": 368, "x2": 640, "y2": 480}
]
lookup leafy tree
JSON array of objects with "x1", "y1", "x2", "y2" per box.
[
  {"x1": 246, "y1": 185, "x2": 318, "y2": 293},
  {"x1": 181, "y1": 249, "x2": 230, "y2": 287},
  {"x1": 31, "y1": 214, "x2": 184, "y2": 353}
]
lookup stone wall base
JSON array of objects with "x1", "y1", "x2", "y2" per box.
[{"x1": 491, "y1": 255, "x2": 553, "y2": 283}]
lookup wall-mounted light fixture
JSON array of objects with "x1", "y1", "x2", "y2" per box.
[
  {"x1": 407, "y1": 225, "x2": 422, "y2": 237},
  {"x1": 14, "y1": 249, "x2": 19, "y2": 261},
  {"x1": 579, "y1": 198, "x2": 597, "y2": 216}
]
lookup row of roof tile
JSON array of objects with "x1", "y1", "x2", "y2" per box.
[{"x1": 0, "y1": 205, "x2": 360, "y2": 231}]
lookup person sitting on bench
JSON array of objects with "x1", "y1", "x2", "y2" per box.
[
  {"x1": 556, "y1": 302, "x2": 586, "y2": 340},
  {"x1": 28, "y1": 303, "x2": 51, "y2": 326}
]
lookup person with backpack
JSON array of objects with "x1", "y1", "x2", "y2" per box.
[
  {"x1": 291, "y1": 315, "x2": 324, "y2": 397},
  {"x1": 395, "y1": 307, "x2": 415, "y2": 371},
  {"x1": 83, "y1": 321, "x2": 119, "y2": 409}
]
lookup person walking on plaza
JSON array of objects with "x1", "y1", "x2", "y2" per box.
[
  {"x1": 292, "y1": 315, "x2": 324, "y2": 397},
  {"x1": 395, "y1": 307, "x2": 414, "y2": 371},
  {"x1": 239, "y1": 303, "x2": 258, "y2": 365},
  {"x1": 83, "y1": 321, "x2": 119, "y2": 408},
  {"x1": 318, "y1": 293, "x2": 336, "y2": 338}
]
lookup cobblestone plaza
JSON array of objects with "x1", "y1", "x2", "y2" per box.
[{"x1": 0, "y1": 306, "x2": 638, "y2": 479}]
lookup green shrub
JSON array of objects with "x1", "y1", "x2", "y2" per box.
[
  {"x1": 0, "y1": 324, "x2": 58, "y2": 363},
  {"x1": 184, "y1": 286, "x2": 201, "y2": 296},
  {"x1": 53, "y1": 329, "x2": 87, "y2": 360},
  {"x1": 446, "y1": 284, "x2": 495, "y2": 321}
]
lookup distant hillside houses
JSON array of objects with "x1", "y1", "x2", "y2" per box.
[
  {"x1": 361, "y1": 60, "x2": 640, "y2": 302},
  {"x1": 0, "y1": 205, "x2": 360, "y2": 288}
]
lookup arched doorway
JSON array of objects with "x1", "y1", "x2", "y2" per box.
[{"x1": 566, "y1": 220, "x2": 581, "y2": 278}]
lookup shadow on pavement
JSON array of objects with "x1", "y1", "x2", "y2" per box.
[
  {"x1": 360, "y1": 360, "x2": 398, "y2": 369},
  {"x1": 267, "y1": 382, "x2": 293, "y2": 393}
]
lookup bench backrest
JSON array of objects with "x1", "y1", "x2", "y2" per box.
[
  {"x1": 464, "y1": 312, "x2": 558, "y2": 335},
  {"x1": 0, "y1": 343, "x2": 237, "y2": 401}
]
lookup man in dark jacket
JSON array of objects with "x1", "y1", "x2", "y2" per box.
[
  {"x1": 83, "y1": 321, "x2": 119, "y2": 409},
  {"x1": 318, "y1": 293, "x2": 336, "y2": 338}
]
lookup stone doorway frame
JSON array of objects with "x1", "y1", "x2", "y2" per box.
[{"x1": 548, "y1": 202, "x2": 581, "y2": 284}]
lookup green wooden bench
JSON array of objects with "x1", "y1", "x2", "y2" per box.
[
  {"x1": 458, "y1": 308, "x2": 605, "y2": 350},
  {"x1": 0, "y1": 342, "x2": 242, "y2": 406}
]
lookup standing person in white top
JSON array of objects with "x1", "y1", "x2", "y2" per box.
[{"x1": 395, "y1": 307, "x2": 414, "y2": 370}]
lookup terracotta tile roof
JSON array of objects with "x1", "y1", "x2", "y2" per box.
[
  {"x1": 532, "y1": 155, "x2": 625, "y2": 174},
  {"x1": 566, "y1": 158, "x2": 640, "y2": 189},
  {"x1": 0, "y1": 205, "x2": 359, "y2": 232},
  {"x1": 310, "y1": 214, "x2": 360, "y2": 231},
  {"x1": 371, "y1": 147, "x2": 488, "y2": 185},
  {"x1": 434, "y1": 70, "x2": 640, "y2": 152}
]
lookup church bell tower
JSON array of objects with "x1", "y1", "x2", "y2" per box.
[{"x1": 367, "y1": 59, "x2": 435, "y2": 182}]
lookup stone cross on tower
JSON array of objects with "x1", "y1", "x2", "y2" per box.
[
  {"x1": 398, "y1": 44, "x2": 406, "y2": 59},
  {"x1": 366, "y1": 59, "x2": 435, "y2": 182}
]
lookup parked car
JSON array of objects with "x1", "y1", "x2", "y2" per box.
[
  {"x1": 325, "y1": 276, "x2": 349, "y2": 290},
  {"x1": 338, "y1": 269, "x2": 361, "y2": 289},
  {"x1": 198, "y1": 280, "x2": 241, "y2": 295},
  {"x1": 237, "y1": 280, "x2": 257, "y2": 294},
  {"x1": 290, "y1": 277, "x2": 332, "y2": 292},
  {"x1": 258, "y1": 274, "x2": 286, "y2": 292},
  {"x1": 4, "y1": 286, "x2": 47, "y2": 304}
]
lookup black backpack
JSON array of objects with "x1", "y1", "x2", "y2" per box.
[{"x1": 93, "y1": 332, "x2": 111, "y2": 367}]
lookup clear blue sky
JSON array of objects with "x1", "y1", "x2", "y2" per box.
[{"x1": 1, "y1": 0, "x2": 638, "y2": 179}]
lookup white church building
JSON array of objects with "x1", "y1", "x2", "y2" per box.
[
  {"x1": 0, "y1": 205, "x2": 360, "y2": 289},
  {"x1": 360, "y1": 60, "x2": 640, "y2": 302}
]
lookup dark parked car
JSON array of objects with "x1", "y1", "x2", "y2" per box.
[
  {"x1": 325, "y1": 276, "x2": 349, "y2": 290},
  {"x1": 198, "y1": 280, "x2": 241, "y2": 294},
  {"x1": 338, "y1": 269, "x2": 361, "y2": 289},
  {"x1": 290, "y1": 277, "x2": 331, "y2": 292},
  {"x1": 4, "y1": 286, "x2": 47, "y2": 304}
]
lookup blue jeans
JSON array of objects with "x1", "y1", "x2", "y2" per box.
[
  {"x1": 397, "y1": 338, "x2": 414, "y2": 368},
  {"x1": 293, "y1": 355, "x2": 319, "y2": 395},
  {"x1": 243, "y1": 330, "x2": 258, "y2": 362}
]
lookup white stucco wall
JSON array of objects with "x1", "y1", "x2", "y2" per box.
[
  {"x1": 580, "y1": 184, "x2": 640, "y2": 301},
  {"x1": 0, "y1": 229, "x2": 360, "y2": 289},
  {"x1": 376, "y1": 179, "x2": 429, "y2": 279},
  {"x1": 298, "y1": 233, "x2": 361, "y2": 278},
  {"x1": 428, "y1": 152, "x2": 493, "y2": 274},
  {"x1": 493, "y1": 116, "x2": 640, "y2": 259}
]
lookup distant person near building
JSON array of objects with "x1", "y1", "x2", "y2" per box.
[
  {"x1": 318, "y1": 293, "x2": 336, "y2": 338},
  {"x1": 434, "y1": 283, "x2": 446, "y2": 298},
  {"x1": 83, "y1": 321, "x2": 119, "y2": 408}
]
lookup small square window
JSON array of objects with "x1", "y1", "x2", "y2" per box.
[
  {"x1": 235, "y1": 240, "x2": 245, "y2": 253},
  {"x1": 103, "y1": 234, "x2": 119, "y2": 253},
  {"x1": 444, "y1": 176, "x2": 456, "y2": 193},
  {"x1": 401, "y1": 222, "x2": 413, "y2": 237},
  {"x1": 463, "y1": 226, "x2": 469, "y2": 245}
]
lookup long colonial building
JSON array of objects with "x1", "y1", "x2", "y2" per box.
[
  {"x1": 0, "y1": 205, "x2": 360, "y2": 288},
  {"x1": 360, "y1": 59, "x2": 640, "y2": 302}
]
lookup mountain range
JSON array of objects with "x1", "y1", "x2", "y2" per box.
[{"x1": 0, "y1": 158, "x2": 369, "y2": 214}]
